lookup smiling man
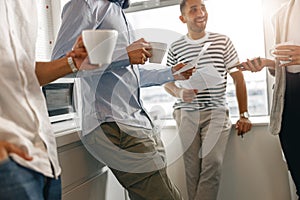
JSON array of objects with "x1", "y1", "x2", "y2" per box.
[{"x1": 164, "y1": 0, "x2": 252, "y2": 199}]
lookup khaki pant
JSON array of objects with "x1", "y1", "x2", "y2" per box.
[
  {"x1": 174, "y1": 108, "x2": 231, "y2": 200},
  {"x1": 82, "y1": 122, "x2": 183, "y2": 200}
]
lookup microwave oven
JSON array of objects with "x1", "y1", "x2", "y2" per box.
[{"x1": 42, "y1": 78, "x2": 81, "y2": 132}]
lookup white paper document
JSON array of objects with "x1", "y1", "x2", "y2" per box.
[
  {"x1": 176, "y1": 64, "x2": 224, "y2": 91},
  {"x1": 173, "y1": 42, "x2": 212, "y2": 75}
]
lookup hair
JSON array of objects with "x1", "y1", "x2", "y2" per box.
[
  {"x1": 180, "y1": 0, "x2": 205, "y2": 14},
  {"x1": 179, "y1": 0, "x2": 187, "y2": 14}
]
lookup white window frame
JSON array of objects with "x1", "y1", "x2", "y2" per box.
[
  {"x1": 127, "y1": 0, "x2": 271, "y2": 119},
  {"x1": 37, "y1": 0, "x2": 288, "y2": 121}
]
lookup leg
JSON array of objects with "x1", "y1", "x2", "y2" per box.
[
  {"x1": 195, "y1": 108, "x2": 231, "y2": 200},
  {"x1": 82, "y1": 122, "x2": 183, "y2": 200},
  {"x1": 0, "y1": 158, "x2": 61, "y2": 200},
  {"x1": 279, "y1": 72, "x2": 300, "y2": 199},
  {"x1": 174, "y1": 108, "x2": 231, "y2": 200},
  {"x1": 174, "y1": 109, "x2": 202, "y2": 200},
  {"x1": 111, "y1": 166, "x2": 182, "y2": 200},
  {"x1": 43, "y1": 176, "x2": 62, "y2": 200}
]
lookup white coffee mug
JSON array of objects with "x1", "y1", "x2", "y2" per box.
[
  {"x1": 82, "y1": 29, "x2": 118, "y2": 65},
  {"x1": 269, "y1": 41, "x2": 294, "y2": 58},
  {"x1": 149, "y1": 42, "x2": 168, "y2": 64}
]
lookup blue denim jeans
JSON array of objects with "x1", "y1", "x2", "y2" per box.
[{"x1": 0, "y1": 158, "x2": 61, "y2": 200}]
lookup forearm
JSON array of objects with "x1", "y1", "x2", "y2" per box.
[
  {"x1": 164, "y1": 82, "x2": 180, "y2": 97},
  {"x1": 233, "y1": 73, "x2": 248, "y2": 113},
  {"x1": 265, "y1": 58, "x2": 276, "y2": 69},
  {"x1": 140, "y1": 68, "x2": 174, "y2": 87},
  {"x1": 35, "y1": 57, "x2": 74, "y2": 86},
  {"x1": 266, "y1": 59, "x2": 276, "y2": 76},
  {"x1": 236, "y1": 84, "x2": 248, "y2": 114}
]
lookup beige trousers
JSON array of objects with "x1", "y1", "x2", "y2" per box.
[
  {"x1": 173, "y1": 108, "x2": 231, "y2": 200},
  {"x1": 82, "y1": 122, "x2": 183, "y2": 200}
]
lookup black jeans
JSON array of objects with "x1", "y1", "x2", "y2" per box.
[{"x1": 279, "y1": 72, "x2": 300, "y2": 199}]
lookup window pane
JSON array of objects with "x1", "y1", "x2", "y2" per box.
[{"x1": 127, "y1": 0, "x2": 268, "y2": 118}]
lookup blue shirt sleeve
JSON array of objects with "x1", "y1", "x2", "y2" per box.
[
  {"x1": 51, "y1": 0, "x2": 110, "y2": 60},
  {"x1": 139, "y1": 67, "x2": 174, "y2": 87}
]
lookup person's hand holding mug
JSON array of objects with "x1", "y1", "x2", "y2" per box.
[
  {"x1": 127, "y1": 38, "x2": 152, "y2": 65},
  {"x1": 271, "y1": 43, "x2": 300, "y2": 67},
  {"x1": 66, "y1": 35, "x2": 88, "y2": 69}
]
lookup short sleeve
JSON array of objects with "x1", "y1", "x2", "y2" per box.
[{"x1": 223, "y1": 36, "x2": 239, "y2": 71}]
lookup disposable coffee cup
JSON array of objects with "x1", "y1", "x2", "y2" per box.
[
  {"x1": 149, "y1": 42, "x2": 168, "y2": 63},
  {"x1": 82, "y1": 29, "x2": 118, "y2": 65}
]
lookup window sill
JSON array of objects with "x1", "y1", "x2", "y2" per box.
[{"x1": 162, "y1": 116, "x2": 270, "y2": 128}]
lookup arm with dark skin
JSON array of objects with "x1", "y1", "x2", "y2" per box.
[
  {"x1": 230, "y1": 70, "x2": 252, "y2": 136},
  {"x1": 36, "y1": 36, "x2": 87, "y2": 86}
]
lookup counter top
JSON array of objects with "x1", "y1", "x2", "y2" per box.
[
  {"x1": 162, "y1": 116, "x2": 270, "y2": 128},
  {"x1": 53, "y1": 116, "x2": 270, "y2": 147},
  {"x1": 55, "y1": 129, "x2": 81, "y2": 148}
]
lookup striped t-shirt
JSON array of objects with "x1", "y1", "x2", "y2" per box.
[{"x1": 167, "y1": 32, "x2": 239, "y2": 111}]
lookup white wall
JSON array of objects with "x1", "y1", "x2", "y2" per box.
[
  {"x1": 162, "y1": 123, "x2": 293, "y2": 200},
  {"x1": 105, "y1": 122, "x2": 294, "y2": 200}
]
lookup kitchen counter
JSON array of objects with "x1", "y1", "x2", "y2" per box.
[{"x1": 54, "y1": 124, "x2": 108, "y2": 200}]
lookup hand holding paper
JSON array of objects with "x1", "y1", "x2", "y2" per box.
[
  {"x1": 173, "y1": 42, "x2": 212, "y2": 75},
  {"x1": 177, "y1": 64, "x2": 224, "y2": 91}
]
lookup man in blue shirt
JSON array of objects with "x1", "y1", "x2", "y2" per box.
[{"x1": 52, "y1": 0, "x2": 193, "y2": 199}]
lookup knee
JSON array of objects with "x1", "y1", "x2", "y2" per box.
[{"x1": 203, "y1": 155, "x2": 224, "y2": 175}]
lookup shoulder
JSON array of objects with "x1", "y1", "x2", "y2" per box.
[
  {"x1": 208, "y1": 32, "x2": 230, "y2": 41},
  {"x1": 171, "y1": 35, "x2": 186, "y2": 45},
  {"x1": 66, "y1": 0, "x2": 109, "y2": 12},
  {"x1": 61, "y1": 0, "x2": 90, "y2": 17},
  {"x1": 276, "y1": 2, "x2": 290, "y2": 15},
  {"x1": 271, "y1": 2, "x2": 289, "y2": 23},
  {"x1": 85, "y1": 0, "x2": 108, "y2": 7},
  {"x1": 170, "y1": 35, "x2": 187, "y2": 49},
  {"x1": 207, "y1": 32, "x2": 233, "y2": 47}
]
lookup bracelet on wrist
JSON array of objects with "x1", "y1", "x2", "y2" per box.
[{"x1": 67, "y1": 57, "x2": 78, "y2": 73}]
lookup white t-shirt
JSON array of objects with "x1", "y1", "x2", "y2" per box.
[{"x1": 0, "y1": 1, "x2": 61, "y2": 178}]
